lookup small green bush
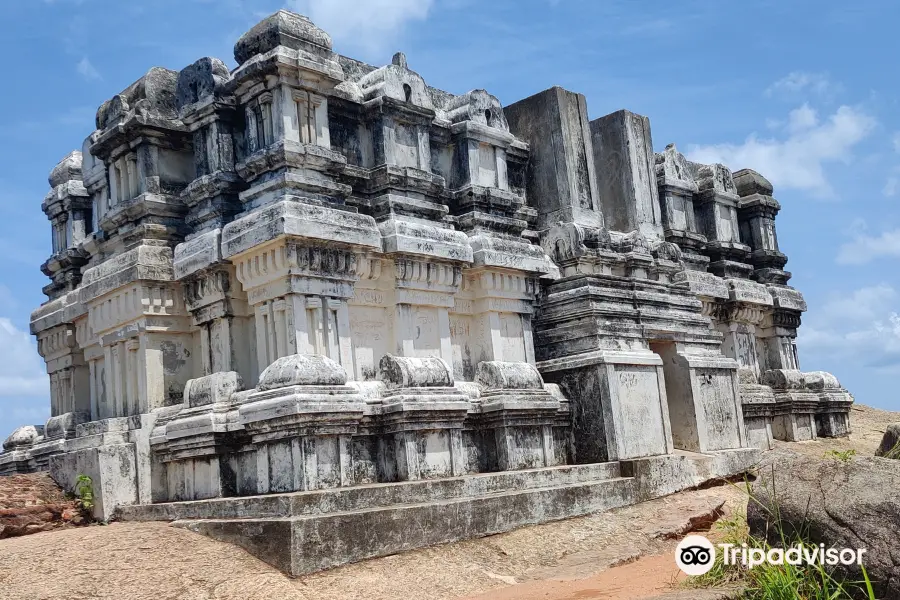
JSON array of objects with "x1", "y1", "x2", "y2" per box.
[
  {"x1": 75, "y1": 474, "x2": 95, "y2": 513},
  {"x1": 823, "y1": 449, "x2": 857, "y2": 463}
]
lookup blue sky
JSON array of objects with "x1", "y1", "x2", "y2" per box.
[{"x1": 1, "y1": 0, "x2": 899, "y2": 440}]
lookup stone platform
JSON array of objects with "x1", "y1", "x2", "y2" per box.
[{"x1": 116, "y1": 448, "x2": 758, "y2": 575}]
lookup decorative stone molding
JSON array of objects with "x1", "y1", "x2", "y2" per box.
[
  {"x1": 804, "y1": 370, "x2": 853, "y2": 437},
  {"x1": 762, "y1": 369, "x2": 821, "y2": 442},
  {"x1": 184, "y1": 371, "x2": 244, "y2": 408},
  {"x1": 44, "y1": 412, "x2": 90, "y2": 441},
  {"x1": 257, "y1": 354, "x2": 347, "y2": 390},
  {"x1": 380, "y1": 355, "x2": 452, "y2": 389},
  {"x1": 475, "y1": 361, "x2": 544, "y2": 391}
]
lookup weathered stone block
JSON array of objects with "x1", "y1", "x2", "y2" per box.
[
  {"x1": 44, "y1": 412, "x2": 90, "y2": 441},
  {"x1": 380, "y1": 355, "x2": 452, "y2": 389},
  {"x1": 539, "y1": 350, "x2": 674, "y2": 462},
  {"x1": 184, "y1": 372, "x2": 244, "y2": 408},
  {"x1": 590, "y1": 110, "x2": 662, "y2": 238},
  {"x1": 504, "y1": 87, "x2": 603, "y2": 231}
]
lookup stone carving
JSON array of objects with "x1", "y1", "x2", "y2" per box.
[
  {"x1": 475, "y1": 361, "x2": 544, "y2": 391},
  {"x1": 0, "y1": 10, "x2": 850, "y2": 570},
  {"x1": 380, "y1": 355, "x2": 452, "y2": 389},
  {"x1": 183, "y1": 372, "x2": 244, "y2": 407},
  {"x1": 2, "y1": 426, "x2": 42, "y2": 452},
  {"x1": 257, "y1": 354, "x2": 347, "y2": 390}
]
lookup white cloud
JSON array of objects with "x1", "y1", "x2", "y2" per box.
[
  {"x1": 687, "y1": 105, "x2": 876, "y2": 198},
  {"x1": 818, "y1": 283, "x2": 897, "y2": 322},
  {"x1": 0, "y1": 318, "x2": 48, "y2": 398},
  {"x1": 288, "y1": 0, "x2": 433, "y2": 56},
  {"x1": 764, "y1": 71, "x2": 840, "y2": 99},
  {"x1": 836, "y1": 222, "x2": 900, "y2": 265},
  {"x1": 76, "y1": 56, "x2": 101, "y2": 81},
  {"x1": 892, "y1": 132, "x2": 900, "y2": 153},
  {"x1": 799, "y1": 284, "x2": 900, "y2": 372},
  {"x1": 786, "y1": 103, "x2": 818, "y2": 133},
  {"x1": 0, "y1": 319, "x2": 49, "y2": 440}
]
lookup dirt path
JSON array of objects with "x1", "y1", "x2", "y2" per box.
[{"x1": 459, "y1": 553, "x2": 686, "y2": 600}]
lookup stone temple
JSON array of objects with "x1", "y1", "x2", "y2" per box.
[{"x1": 1, "y1": 10, "x2": 853, "y2": 574}]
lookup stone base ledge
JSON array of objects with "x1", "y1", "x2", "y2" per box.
[
  {"x1": 130, "y1": 447, "x2": 758, "y2": 576},
  {"x1": 537, "y1": 349, "x2": 663, "y2": 373}
]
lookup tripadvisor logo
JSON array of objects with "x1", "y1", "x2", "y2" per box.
[
  {"x1": 676, "y1": 535, "x2": 716, "y2": 576},
  {"x1": 675, "y1": 535, "x2": 868, "y2": 576}
]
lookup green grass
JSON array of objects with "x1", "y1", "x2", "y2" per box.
[
  {"x1": 882, "y1": 439, "x2": 900, "y2": 460},
  {"x1": 683, "y1": 474, "x2": 876, "y2": 600},
  {"x1": 823, "y1": 449, "x2": 857, "y2": 462}
]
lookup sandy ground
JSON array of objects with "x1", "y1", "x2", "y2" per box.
[{"x1": 0, "y1": 403, "x2": 895, "y2": 600}]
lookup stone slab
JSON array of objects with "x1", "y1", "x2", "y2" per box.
[
  {"x1": 117, "y1": 462, "x2": 623, "y2": 521},
  {"x1": 120, "y1": 449, "x2": 758, "y2": 576}
]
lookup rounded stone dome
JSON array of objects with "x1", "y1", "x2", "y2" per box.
[
  {"x1": 734, "y1": 168, "x2": 774, "y2": 197},
  {"x1": 48, "y1": 151, "x2": 83, "y2": 188},
  {"x1": 3, "y1": 425, "x2": 42, "y2": 452},
  {"x1": 257, "y1": 354, "x2": 347, "y2": 391},
  {"x1": 234, "y1": 10, "x2": 332, "y2": 65}
]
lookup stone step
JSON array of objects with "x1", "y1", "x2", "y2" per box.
[
  {"x1": 116, "y1": 449, "x2": 760, "y2": 577},
  {"x1": 174, "y1": 475, "x2": 638, "y2": 575},
  {"x1": 116, "y1": 461, "x2": 622, "y2": 521}
]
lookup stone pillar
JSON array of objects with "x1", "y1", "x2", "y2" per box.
[
  {"x1": 180, "y1": 263, "x2": 255, "y2": 385},
  {"x1": 756, "y1": 286, "x2": 806, "y2": 373},
  {"x1": 85, "y1": 345, "x2": 105, "y2": 420},
  {"x1": 229, "y1": 241, "x2": 367, "y2": 381},
  {"x1": 37, "y1": 324, "x2": 91, "y2": 418},
  {"x1": 590, "y1": 109, "x2": 663, "y2": 239},
  {"x1": 693, "y1": 163, "x2": 752, "y2": 279},
  {"x1": 466, "y1": 270, "x2": 536, "y2": 367},
  {"x1": 505, "y1": 86, "x2": 604, "y2": 231},
  {"x1": 388, "y1": 259, "x2": 464, "y2": 373},
  {"x1": 124, "y1": 339, "x2": 140, "y2": 416}
]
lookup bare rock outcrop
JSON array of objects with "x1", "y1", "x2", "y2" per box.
[
  {"x1": 876, "y1": 423, "x2": 900, "y2": 458},
  {"x1": 747, "y1": 455, "x2": 900, "y2": 598},
  {"x1": 0, "y1": 472, "x2": 84, "y2": 539}
]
